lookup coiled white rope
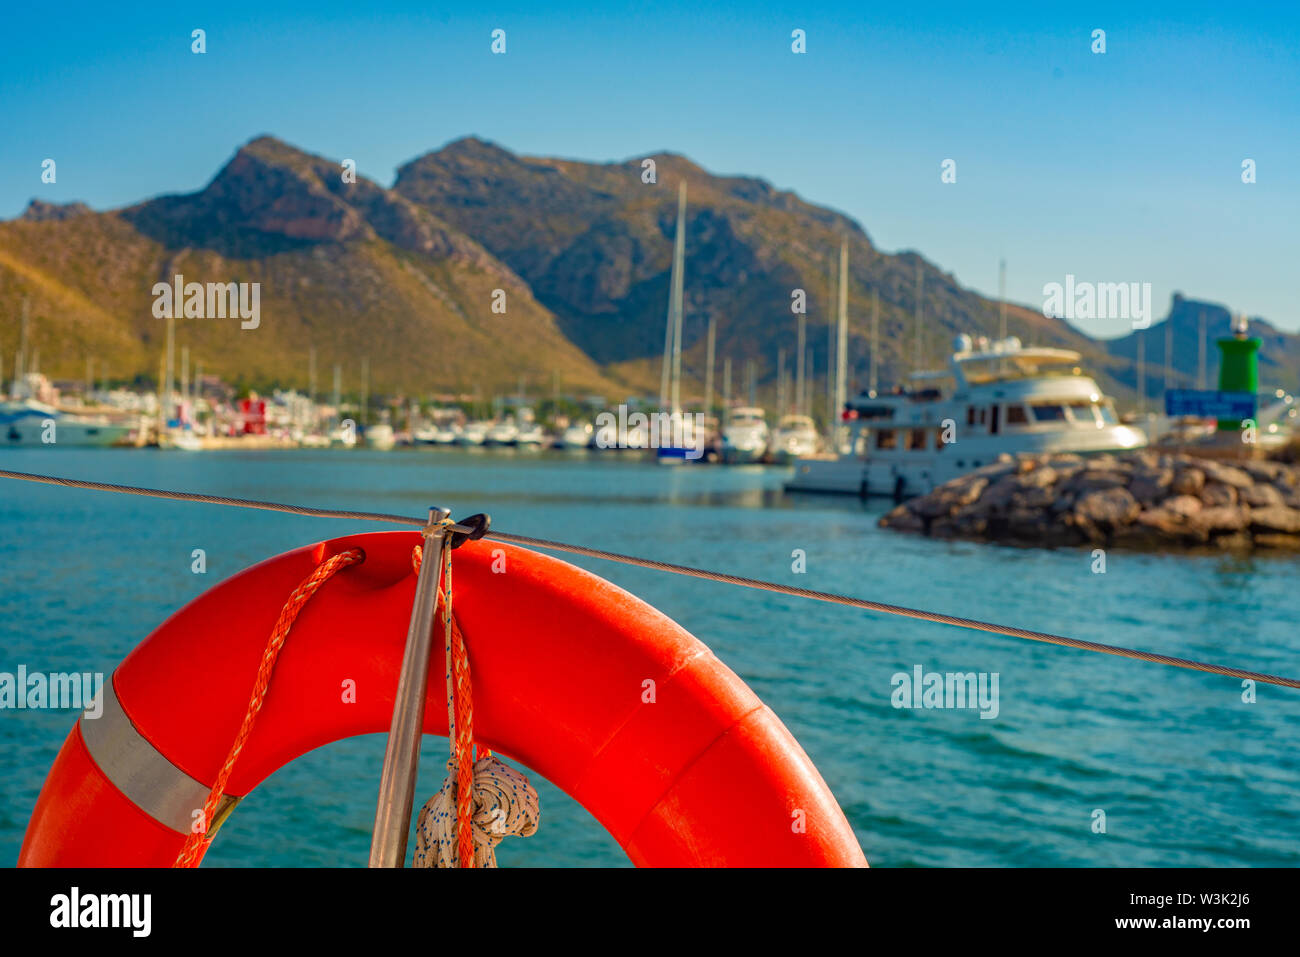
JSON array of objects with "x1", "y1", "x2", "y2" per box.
[{"x1": 412, "y1": 753, "x2": 540, "y2": 868}]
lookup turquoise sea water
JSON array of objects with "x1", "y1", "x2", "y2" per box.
[{"x1": 2, "y1": 447, "x2": 1297, "y2": 867}]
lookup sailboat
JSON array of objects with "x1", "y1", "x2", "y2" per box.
[
  {"x1": 2, "y1": 302, "x2": 132, "y2": 448},
  {"x1": 656, "y1": 182, "x2": 701, "y2": 464}
]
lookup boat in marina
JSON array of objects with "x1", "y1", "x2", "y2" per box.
[
  {"x1": 769, "y1": 414, "x2": 821, "y2": 463},
  {"x1": 2, "y1": 371, "x2": 134, "y2": 448},
  {"x1": 720, "y1": 407, "x2": 769, "y2": 464},
  {"x1": 455, "y1": 421, "x2": 490, "y2": 446},
  {"x1": 557, "y1": 421, "x2": 593, "y2": 449},
  {"x1": 516, "y1": 422, "x2": 546, "y2": 447},
  {"x1": 0, "y1": 399, "x2": 132, "y2": 447},
  {"x1": 365, "y1": 423, "x2": 396, "y2": 450},
  {"x1": 484, "y1": 418, "x2": 520, "y2": 447},
  {"x1": 653, "y1": 182, "x2": 705, "y2": 465},
  {"x1": 786, "y1": 334, "x2": 1148, "y2": 498}
]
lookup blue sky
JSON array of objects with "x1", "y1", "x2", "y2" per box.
[{"x1": 2, "y1": 1, "x2": 1296, "y2": 336}]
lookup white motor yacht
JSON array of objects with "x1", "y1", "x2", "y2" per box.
[{"x1": 786, "y1": 335, "x2": 1147, "y2": 498}]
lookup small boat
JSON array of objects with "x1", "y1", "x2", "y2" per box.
[
  {"x1": 484, "y1": 419, "x2": 520, "y2": 447},
  {"x1": 558, "y1": 422, "x2": 593, "y2": 449},
  {"x1": 515, "y1": 423, "x2": 546, "y2": 447},
  {"x1": 656, "y1": 410, "x2": 705, "y2": 465},
  {"x1": 169, "y1": 430, "x2": 204, "y2": 452},
  {"x1": 455, "y1": 421, "x2": 489, "y2": 446},
  {"x1": 720, "y1": 407, "x2": 769, "y2": 464},
  {"x1": 769, "y1": 414, "x2": 821, "y2": 464},
  {"x1": 0, "y1": 399, "x2": 131, "y2": 448},
  {"x1": 365, "y1": 423, "x2": 396, "y2": 450}
]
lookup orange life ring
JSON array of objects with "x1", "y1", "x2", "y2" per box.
[{"x1": 19, "y1": 531, "x2": 867, "y2": 867}]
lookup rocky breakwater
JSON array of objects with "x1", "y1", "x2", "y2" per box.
[{"x1": 880, "y1": 451, "x2": 1300, "y2": 551}]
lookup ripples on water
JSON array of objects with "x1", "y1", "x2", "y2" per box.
[{"x1": 2, "y1": 448, "x2": 1296, "y2": 867}]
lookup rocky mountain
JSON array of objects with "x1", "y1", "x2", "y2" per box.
[
  {"x1": 3, "y1": 135, "x2": 1293, "y2": 408},
  {"x1": 1105, "y1": 293, "x2": 1300, "y2": 397},
  {"x1": 0, "y1": 137, "x2": 622, "y2": 397},
  {"x1": 393, "y1": 137, "x2": 1137, "y2": 399}
]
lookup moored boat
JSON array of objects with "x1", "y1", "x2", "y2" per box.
[
  {"x1": 786, "y1": 334, "x2": 1147, "y2": 498},
  {"x1": 769, "y1": 414, "x2": 821, "y2": 463},
  {"x1": 0, "y1": 399, "x2": 132, "y2": 448},
  {"x1": 720, "y1": 407, "x2": 769, "y2": 464}
]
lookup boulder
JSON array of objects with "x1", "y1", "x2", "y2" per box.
[
  {"x1": 1067, "y1": 470, "x2": 1130, "y2": 494},
  {"x1": 1128, "y1": 468, "x2": 1173, "y2": 505},
  {"x1": 1242, "y1": 460, "x2": 1283, "y2": 482},
  {"x1": 1018, "y1": 465, "x2": 1059, "y2": 488},
  {"x1": 979, "y1": 475, "x2": 1023, "y2": 513},
  {"x1": 1011, "y1": 486, "x2": 1056, "y2": 509},
  {"x1": 1163, "y1": 494, "x2": 1203, "y2": 517},
  {"x1": 1170, "y1": 468, "x2": 1205, "y2": 496},
  {"x1": 1248, "y1": 506, "x2": 1300, "y2": 535},
  {"x1": 880, "y1": 503, "x2": 924, "y2": 532},
  {"x1": 1240, "y1": 483, "x2": 1285, "y2": 508},
  {"x1": 1254, "y1": 533, "x2": 1300, "y2": 550},
  {"x1": 1137, "y1": 506, "x2": 1208, "y2": 543},
  {"x1": 1199, "y1": 482, "x2": 1238, "y2": 507},
  {"x1": 950, "y1": 505, "x2": 989, "y2": 536},
  {"x1": 1191, "y1": 505, "x2": 1251, "y2": 534},
  {"x1": 1199, "y1": 460, "x2": 1254, "y2": 489},
  {"x1": 1073, "y1": 487, "x2": 1141, "y2": 527}
]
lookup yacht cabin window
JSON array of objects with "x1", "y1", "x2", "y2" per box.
[
  {"x1": 876, "y1": 428, "x2": 897, "y2": 450},
  {"x1": 908, "y1": 428, "x2": 927, "y2": 450},
  {"x1": 1006, "y1": 404, "x2": 1029, "y2": 425}
]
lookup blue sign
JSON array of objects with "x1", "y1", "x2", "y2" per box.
[{"x1": 1164, "y1": 390, "x2": 1257, "y2": 419}]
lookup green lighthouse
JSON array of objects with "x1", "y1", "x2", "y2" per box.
[{"x1": 1216, "y1": 314, "x2": 1260, "y2": 431}]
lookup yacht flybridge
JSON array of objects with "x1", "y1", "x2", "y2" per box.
[{"x1": 785, "y1": 334, "x2": 1147, "y2": 497}]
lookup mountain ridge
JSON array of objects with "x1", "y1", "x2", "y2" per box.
[{"x1": 2, "y1": 135, "x2": 1296, "y2": 406}]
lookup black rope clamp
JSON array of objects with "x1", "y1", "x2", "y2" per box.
[{"x1": 448, "y1": 513, "x2": 491, "y2": 550}]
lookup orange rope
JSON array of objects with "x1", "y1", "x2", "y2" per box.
[
  {"x1": 173, "y1": 548, "x2": 364, "y2": 867},
  {"x1": 413, "y1": 543, "x2": 484, "y2": 868}
]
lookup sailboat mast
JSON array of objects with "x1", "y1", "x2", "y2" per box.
[
  {"x1": 795, "y1": 311, "x2": 806, "y2": 416},
  {"x1": 17, "y1": 297, "x2": 30, "y2": 386},
  {"x1": 777, "y1": 347, "x2": 786, "y2": 414},
  {"x1": 1136, "y1": 330, "x2": 1146, "y2": 417},
  {"x1": 704, "y1": 314, "x2": 715, "y2": 416},
  {"x1": 870, "y1": 289, "x2": 879, "y2": 396},
  {"x1": 162, "y1": 311, "x2": 175, "y2": 428},
  {"x1": 834, "y1": 238, "x2": 848, "y2": 426},
  {"x1": 826, "y1": 259, "x2": 835, "y2": 437},
  {"x1": 998, "y1": 259, "x2": 1007, "y2": 340},
  {"x1": 670, "y1": 181, "x2": 686, "y2": 413},
  {"x1": 913, "y1": 261, "x2": 923, "y2": 375}
]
